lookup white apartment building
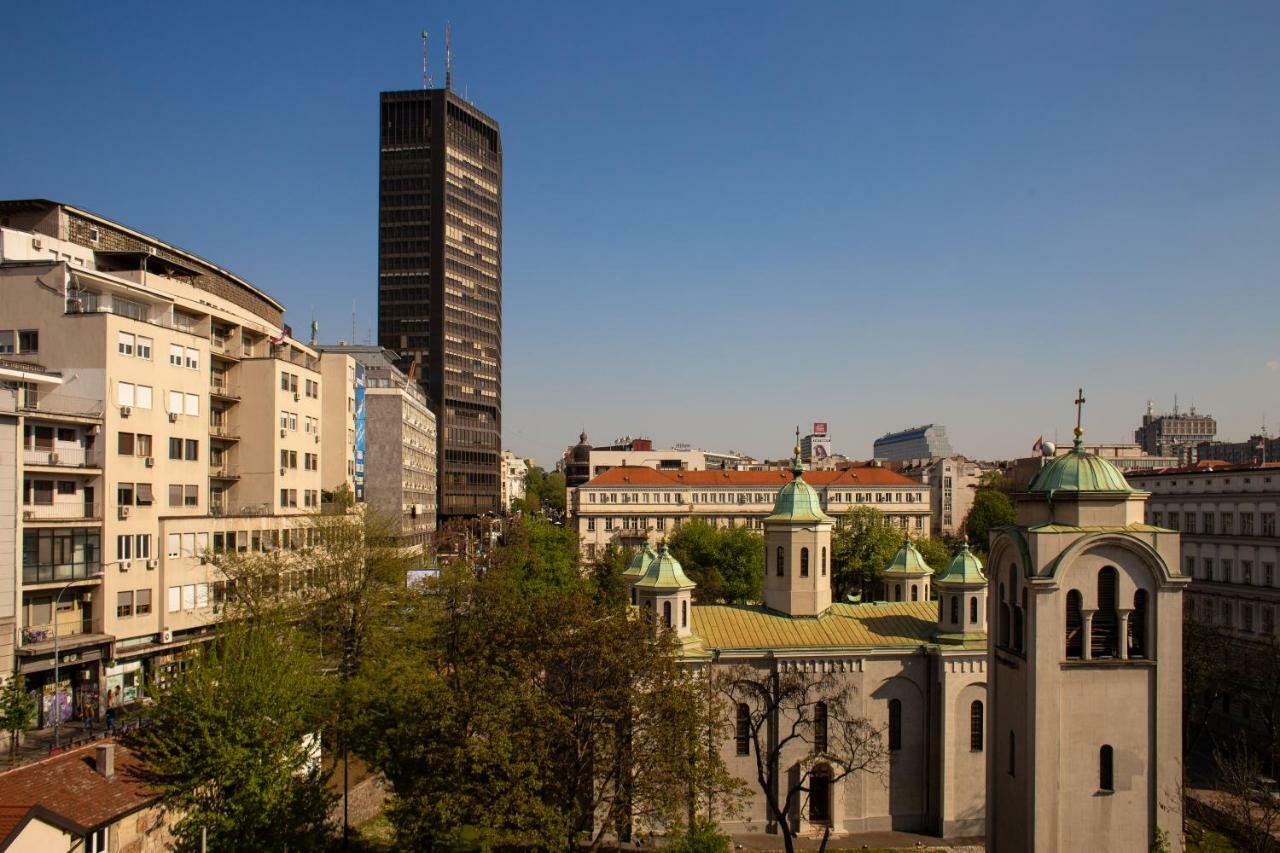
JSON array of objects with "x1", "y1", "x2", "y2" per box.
[
  {"x1": 1128, "y1": 461, "x2": 1280, "y2": 640},
  {"x1": 501, "y1": 450, "x2": 529, "y2": 512},
  {"x1": 569, "y1": 463, "x2": 930, "y2": 560},
  {"x1": 0, "y1": 199, "x2": 343, "y2": 723}
]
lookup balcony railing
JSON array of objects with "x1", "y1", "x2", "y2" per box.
[
  {"x1": 209, "y1": 382, "x2": 241, "y2": 400},
  {"x1": 21, "y1": 502, "x2": 102, "y2": 522},
  {"x1": 209, "y1": 464, "x2": 240, "y2": 479},
  {"x1": 210, "y1": 337, "x2": 244, "y2": 359},
  {"x1": 19, "y1": 616, "x2": 111, "y2": 652},
  {"x1": 209, "y1": 425, "x2": 240, "y2": 440},
  {"x1": 17, "y1": 392, "x2": 106, "y2": 419},
  {"x1": 23, "y1": 447, "x2": 104, "y2": 469}
]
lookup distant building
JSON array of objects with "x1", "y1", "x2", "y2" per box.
[
  {"x1": 800, "y1": 422, "x2": 833, "y2": 464},
  {"x1": 501, "y1": 450, "x2": 530, "y2": 512},
  {"x1": 560, "y1": 433, "x2": 752, "y2": 487},
  {"x1": 896, "y1": 457, "x2": 992, "y2": 537},
  {"x1": 1196, "y1": 435, "x2": 1280, "y2": 467},
  {"x1": 874, "y1": 424, "x2": 953, "y2": 461},
  {"x1": 1002, "y1": 443, "x2": 1179, "y2": 491},
  {"x1": 1135, "y1": 401, "x2": 1215, "y2": 463}
]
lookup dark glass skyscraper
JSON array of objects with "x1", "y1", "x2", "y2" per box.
[{"x1": 378, "y1": 88, "x2": 502, "y2": 517}]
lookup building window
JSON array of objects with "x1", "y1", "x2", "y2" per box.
[
  {"x1": 821, "y1": 546, "x2": 827, "y2": 576},
  {"x1": 116, "y1": 591, "x2": 133, "y2": 618},
  {"x1": 998, "y1": 583, "x2": 1011, "y2": 647},
  {"x1": 814, "y1": 702, "x2": 828, "y2": 754},
  {"x1": 800, "y1": 547, "x2": 809, "y2": 578},
  {"x1": 735, "y1": 704, "x2": 751, "y2": 755},
  {"x1": 1093, "y1": 567, "x2": 1119, "y2": 658},
  {"x1": 1066, "y1": 589, "x2": 1083, "y2": 659},
  {"x1": 895, "y1": 584, "x2": 903, "y2": 602},
  {"x1": 136, "y1": 589, "x2": 152, "y2": 616},
  {"x1": 1129, "y1": 589, "x2": 1148, "y2": 657},
  {"x1": 17, "y1": 330, "x2": 38, "y2": 353},
  {"x1": 1099, "y1": 745, "x2": 1114, "y2": 792},
  {"x1": 970, "y1": 701, "x2": 984, "y2": 751},
  {"x1": 970, "y1": 596, "x2": 979, "y2": 624},
  {"x1": 888, "y1": 699, "x2": 902, "y2": 751},
  {"x1": 663, "y1": 600, "x2": 672, "y2": 628},
  {"x1": 950, "y1": 595, "x2": 960, "y2": 624},
  {"x1": 911, "y1": 585, "x2": 919, "y2": 602},
  {"x1": 776, "y1": 546, "x2": 784, "y2": 577}
]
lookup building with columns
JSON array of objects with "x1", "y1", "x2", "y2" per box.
[
  {"x1": 630, "y1": 446, "x2": 988, "y2": 840},
  {"x1": 986, "y1": 425, "x2": 1188, "y2": 852}
]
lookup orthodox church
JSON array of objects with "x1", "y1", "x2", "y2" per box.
[{"x1": 625, "y1": 416, "x2": 1185, "y2": 849}]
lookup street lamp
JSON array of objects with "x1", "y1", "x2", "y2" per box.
[{"x1": 53, "y1": 571, "x2": 102, "y2": 749}]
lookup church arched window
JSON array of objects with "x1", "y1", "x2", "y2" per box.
[
  {"x1": 813, "y1": 702, "x2": 828, "y2": 753},
  {"x1": 1129, "y1": 589, "x2": 1148, "y2": 658},
  {"x1": 970, "y1": 701, "x2": 984, "y2": 751},
  {"x1": 888, "y1": 699, "x2": 902, "y2": 751},
  {"x1": 998, "y1": 583, "x2": 1011, "y2": 647},
  {"x1": 1014, "y1": 588, "x2": 1027, "y2": 651},
  {"x1": 950, "y1": 595, "x2": 959, "y2": 624},
  {"x1": 801, "y1": 548, "x2": 809, "y2": 578},
  {"x1": 776, "y1": 546, "x2": 785, "y2": 577},
  {"x1": 911, "y1": 585, "x2": 919, "y2": 602},
  {"x1": 1008, "y1": 731, "x2": 1016, "y2": 777},
  {"x1": 682, "y1": 599, "x2": 688, "y2": 629},
  {"x1": 735, "y1": 704, "x2": 751, "y2": 755},
  {"x1": 1093, "y1": 567, "x2": 1119, "y2": 658},
  {"x1": 969, "y1": 595, "x2": 979, "y2": 624},
  {"x1": 1066, "y1": 590, "x2": 1083, "y2": 658},
  {"x1": 894, "y1": 584, "x2": 903, "y2": 602},
  {"x1": 663, "y1": 601, "x2": 672, "y2": 628},
  {"x1": 1099, "y1": 745, "x2": 1114, "y2": 791},
  {"x1": 821, "y1": 547, "x2": 827, "y2": 576}
]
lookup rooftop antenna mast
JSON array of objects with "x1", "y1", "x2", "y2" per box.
[
  {"x1": 352, "y1": 300, "x2": 357, "y2": 345},
  {"x1": 445, "y1": 23, "x2": 453, "y2": 90},
  {"x1": 422, "y1": 31, "x2": 431, "y2": 89}
]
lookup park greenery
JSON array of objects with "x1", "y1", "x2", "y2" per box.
[{"x1": 667, "y1": 519, "x2": 764, "y2": 603}]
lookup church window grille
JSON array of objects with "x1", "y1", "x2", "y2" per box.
[
  {"x1": 970, "y1": 701, "x2": 984, "y2": 751},
  {"x1": 1099, "y1": 745, "x2": 1114, "y2": 792},
  {"x1": 801, "y1": 548, "x2": 809, "y2": 578},
  {"x1": 682, "y1": 600, "x2": 688, "y2": 628},
  {"x1": 1092, "y1": 567, "x2": 1119, "y2": 658},
  {"x1": 1129, "y1": 589, "x2": 1148, "y2": 657},
  {"x1": 735, "y1": 704, "x2": 750, "y2": 755},
  {"x1": 1066, "y1": 590, "x2": 1084, "y2": 659},
  {"x1": 776, "y1": 546, "x2": 784, "y2": 577},
  {"x1": 911, "y1": 585, "x2": 919, "y2": 602},
  {"x1": 813, "y1": 702, "x2": 828, "y2": 753},
  {"x1": 888, "y1": 699, "x2": 902, "y2": 751}
]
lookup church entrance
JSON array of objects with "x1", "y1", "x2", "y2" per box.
[{"x1": 809, "y1": 765, "x2": 832, "y2": 824}]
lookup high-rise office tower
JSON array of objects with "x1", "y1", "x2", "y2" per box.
[{"x1": 378, "y1": 87, "x2": 502, "y2": 517}]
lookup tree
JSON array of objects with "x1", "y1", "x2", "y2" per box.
[
  {"x1": 914, "y1": 537, "x2": 953, "y2": 575},
  {"x1": 127, "y1": 621, "x2": 334, "y2": 851},
  {"x1": 714, "y1": 664, "x2": 886, "y2": 853},
  {"x1": 1214, "y1": 736, "x2": 1280, "y2": 853},
  {"x1": 492, "y1": 513, "x2": 582, "y2": 591},
  {"x1": 667, "y1": 519, "x2": 763, "y2": 604},
  {"x1": 0, "y1": 670, "x2": 36, "y2": 759},
  {"x1": 963, "y1": 488, "x2": 1016, "y2": 556},
  {"x1": 588, "y1": 543, "x2": 634, "y2": 607},
  {"x1": 829, "y1": 507, "x2": 901, "y2": 600},
  {"x1": 518, "y1": 466, "x2": 567, "y2": 517}
]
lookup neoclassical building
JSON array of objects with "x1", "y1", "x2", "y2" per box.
[
  {"x1": 630, "y1": 448, "x2": 989, "y2": 838},
  {"x1": 986, "y1": 427, "x2": 1188, "y2": 852}
]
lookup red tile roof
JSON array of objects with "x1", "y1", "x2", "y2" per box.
[
  {"x1": 0, "y1": 741, "x2": 157, "y2": 840},
  {"x1": 582, "y1": 465, "x2": 922, "y2": 488}
]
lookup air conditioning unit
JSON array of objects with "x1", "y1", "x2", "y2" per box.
[
  {"x1": 89, "y1": 425, "x2": 101, "y2": 435},
  {"x1": 168, "y1": 412, "x2": 179, "y2": 423},
  {"x1": 120, "y1": 405, "x2": 132, "y2": 417},
  {"x1": 314, "y1": 435, "x2": 320, "y2": 444},
  {"x1": 145, "y1": 456, "x2": 155, "y2": 467},
  {"x1": 279, "y1": 467, "x2": 287, "y2": 476},
  {"x1": 119, "y1": 561, "x2": 130, "y2": 572},
  {"x1": 146, "y1": 559, "x2": 157, "y2": 570},
  {"x1": 280, "y1": 429, "x2": 287, "y2": 438},
  {"x1": 118, "y1": 506, "x2": 130, "y2": 519},
  {"x1": 160, "y1": 629, "x2": 173, "y2": 644},
  {"x1": 48, "y1": 452, "x2": 59, "y2": 464},
  {"x1": 31, "y1": 237, "x2": 42, "y2": 249},
  {"x1": 293, "y1": 392, "x2": 300, "y2": 402},
  {"x1": 82, "y1": 591, "x2": 93, "y2": 603},
  {"x1": 22, "y1": 510, "x2": 34, "y2": 521}
]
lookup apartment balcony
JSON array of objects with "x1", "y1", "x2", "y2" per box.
[
  {"x1": 21, "y1": 502, "x2": 102, "y2": 523},
  {"x1": 210, "y1": 336, "x2": 243, "y2": 361},
  {"x1": 209, "y1": 464, "x2": 240, "y2": 480},
  {"x1": 23, "y1": 446, "x2": 104, "y2": 470},
  {"x1": 209, "y1": 382, "x2": 241, "y2": 401},
  {"x1": 15, "y1": 390, "x2": 105, "y2": 421},
  {"x1": 209, "y1": 424, "x2": 241, "y2": 441},
  {"x1": 18, "y1": 618, "x2": 113, "y2": 657}
]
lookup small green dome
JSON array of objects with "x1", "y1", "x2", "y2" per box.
[
  {"x1": 1028, "y1": 443, "x2": 1135, "y2": 495},
  {"x1": 624, "y1": 544, "x2": 657, "y2": 581},
  {"x1": 634, "y1": 543, "x2": 696, "y2": 591},
  {"x1": 764, "y1": 447, "x2": 834, "y2": 525},
  {"x1": 936, "y1": 541, "x2": 986, "y2": 585},
  {"x1": 884, "y1": 539, "x2": 932, "y2": 577}
]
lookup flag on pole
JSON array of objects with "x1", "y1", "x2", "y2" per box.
[{"x1": 1032, "y1": 435, "x2": 1044, "y2": 455}]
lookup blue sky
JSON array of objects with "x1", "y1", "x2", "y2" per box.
[{"x1": 3, "y1": 2, "x2": 1278, "y2": 466}]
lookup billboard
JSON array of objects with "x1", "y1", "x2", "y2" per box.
[
  {"x1": 354, "y1": 363, "x2": 366, "y2": 501},
  {"x1": 810, "y1": 437, "x2": 833, "y2": 460},
  {"x1": 813, "y1": 422, "x2": 828, "y2": 436}
]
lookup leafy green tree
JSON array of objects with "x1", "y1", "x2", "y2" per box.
[
  {"x1": 128, "y1": 621, "x2": 334, "y2": 851},
  {"x1": 0, "y1": 670, "x2": 36, "y2": 759},
  {"x1": 492, "y1": 513, "x2": 582, "y2": 591},
  {"x1": 830, "y1": 507, "x2": 901, "y2": 599},
  {"x1": 914, "y1": 537, "x2": 953, "y2": 575},
  {"x1": 964, "y1": 489, "x2": 1016, "y2": 557},
  {"x1": 665, "y1": 818, "x2": 732, "y2": 853},
  {"x1": 517, "y1": 466, "x2": 567, "y2": 517},
  {"x1": 667, "y1": 519, "x2": 763, "y2": 604},
  {"x1": 588, "y1": 543, "x2": 633, "y2": 606}
]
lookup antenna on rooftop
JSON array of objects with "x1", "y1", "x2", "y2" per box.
[
  {"x1": 445, "y1": 24, "x2": 453, "y2": 90},
  {"x1": 422, "y1": 31, "x2": 431, "y2": 89},
  {"x1": 352, "y1": 299, "x2": 357, "y2": 346}
]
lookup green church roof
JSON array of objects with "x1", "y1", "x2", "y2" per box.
[
  {"x1": 764, "y1": 443, "x2": 834, "y2": 525},
  {"x1": 936, "y1": 541, "x2": 986, "y2": 585},
  {"x1": 884, "y1": 538, "x2": 932, "y2": 577},
  {"x1": 634, "y1": 543, "x2": 697, "y2": 591},
  {"x1": 1027, "y1": 438, "x2": 1136, "y2": 495},
  {"x1": 623, "y1": 544, "x2": 657, "y2": 581}
]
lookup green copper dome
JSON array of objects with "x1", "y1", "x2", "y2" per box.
[
  {"x1": 936, "y1": 541, "x2": 986, "y2": 585},
  {"x1": 633, "y1": 544, "x2": 697, "y2": 591},
  {"x1": 764, "y1": 445, "x2": 834, "y2": 525},
  {"x1": 624, "y1": 544, "x2": 657, "y2": 582},
  {"x1": 1028, "y1": 440, "x2": 1135, "y2": 495},
  {"x1": 884, "y1": 538, "x2": 932, "y2": 577}
]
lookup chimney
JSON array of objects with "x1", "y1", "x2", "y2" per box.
[{"x1": 96, "y1": 743, "x2": 115, "y2": 781}]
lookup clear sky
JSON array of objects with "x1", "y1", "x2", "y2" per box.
[{"x1": 3, "y1": 2, "x2": 1278, "y2": 467}]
